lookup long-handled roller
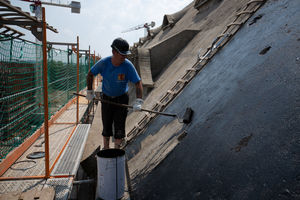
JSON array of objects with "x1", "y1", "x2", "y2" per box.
[{"x1": 74, "y1": 93, "x2": 193, "y2": 124}]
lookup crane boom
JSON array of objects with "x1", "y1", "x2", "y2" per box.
[
  {"x1": 122, "y1": 21, "x2": 155, "y2": 33},
  {"x1": 122, "y1": 23, "x2": 147, "y2": 33},
  {"x1": 21, "y1": 0, "x2": 81, "y2": 13}
]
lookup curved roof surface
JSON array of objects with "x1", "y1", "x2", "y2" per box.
[{"x1": 124, "y1": 0, "x2": 300, "y2": 199}]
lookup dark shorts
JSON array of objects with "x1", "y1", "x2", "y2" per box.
[{"x1": 101, "y1": 93, "x2": 129, "y2": 139}]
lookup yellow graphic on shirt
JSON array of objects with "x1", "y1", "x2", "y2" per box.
[{"x1": 118, "y1": 74, "x2": 125, "y2": 80}]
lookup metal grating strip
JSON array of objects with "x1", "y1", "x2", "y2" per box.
[
  {"x1": 0, "y1": 179, "x2": 46, "y2": 195},
  {"x1": 2, "y1": 124, "x2": 76, "y2": 178},
  {"x1": 51, "y1": 124, "x2": 91, "y2": 176},
  {"x1": 45, "y1": 177, "x2": 73, "y2": 200}
]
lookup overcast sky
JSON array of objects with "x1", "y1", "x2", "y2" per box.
[{"x1": 12, "y1": 0, "x2": 192, "y2": 58}]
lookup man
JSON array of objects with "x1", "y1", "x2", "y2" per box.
[{"x1": 86, "y1": 37, "x2": 143, "y2": 149}]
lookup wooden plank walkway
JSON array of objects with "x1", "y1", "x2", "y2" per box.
[{"x1": 0, "y1": 95, "x2": 90, "y2": 200}]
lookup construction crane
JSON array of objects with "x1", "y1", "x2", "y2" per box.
[
  {"x1": 21, "y1": 0, "x2": 81, "y2": 15},
  {"x1": 20, "y1": 0, "x2": 81, "y2": 43},
  {"x1": 122, "y1": 21, "x2": 155, "y2": 36}
]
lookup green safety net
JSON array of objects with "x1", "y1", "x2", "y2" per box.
[{"x1": 0, "y1": 36, "x2": 94, "y2": 160}]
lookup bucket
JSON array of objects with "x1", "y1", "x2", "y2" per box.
[{"x1": 97, "y1": 149, "x2": 126, "y2": 200}]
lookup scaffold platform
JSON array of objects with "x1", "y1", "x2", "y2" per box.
[{"x1": 0, "y1": 96, "x2": 91, "y2": 200}]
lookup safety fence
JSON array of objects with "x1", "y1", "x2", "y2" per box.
[{"x1": 0, "y1": 36, "x2": 94, "y2": 160}]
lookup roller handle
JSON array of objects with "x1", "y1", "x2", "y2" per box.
[{"x1": 73, "y1": 93, "x2": 177, "y2": 117}]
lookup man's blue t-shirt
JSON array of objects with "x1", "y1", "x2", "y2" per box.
[{"x1": 90, "y1": 56, "x2": 141, "y2": 97}]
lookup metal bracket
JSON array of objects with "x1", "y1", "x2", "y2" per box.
[{"x1": 30, "y1": 26, "x2": 42, "y2": 41}]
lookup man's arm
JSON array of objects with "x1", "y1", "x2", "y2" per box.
[
  {"x1": 135, "y1": 80, "x2": 143, "y2": 99},
  {"x1": 87, "y1": 70, "x2": 94, "y2": 90}
]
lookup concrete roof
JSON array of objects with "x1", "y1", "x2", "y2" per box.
[{"x1": 124, "y1": 0, "x2": 300, "y2": 199}]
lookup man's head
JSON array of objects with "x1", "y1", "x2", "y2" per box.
[{"x1": 111, "y1": 37, "x2": 130, "y2": 55}]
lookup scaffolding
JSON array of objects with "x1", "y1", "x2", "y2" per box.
[
  {"x1": 0, "y1": 1, "x2": 100, "y2": 182},
  {"x1": 0, "y1": 35, "x2": 94, "y2": 161}
]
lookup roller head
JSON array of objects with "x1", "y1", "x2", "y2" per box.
[{"x1": 183, "y1": 107, "x2": 194, "y2": 124}]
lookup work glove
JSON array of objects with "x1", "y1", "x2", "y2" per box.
[
  {"x1": 133, "y1": 98, "x2": 144, "y2": 112},
  {"x1": 86, "y1": 90, "x2": 95, "y2": 101}
]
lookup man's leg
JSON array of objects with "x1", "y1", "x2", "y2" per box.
[
  {"x1": 104, "y1": 136, "x2": 110, "y2": 149},
  {"x1": 101, "y1": 101, "x2": 114, "y2": 149},
  {"x1": 114, "y1": 93, "x2": 129, "y2": 149},
  {"x1": 114, "y1": 139, "x2": 122, "y2": 149}
]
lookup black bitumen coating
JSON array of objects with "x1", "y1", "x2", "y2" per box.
[{"x1": 128, "y1": 0, "x2": 300, "y2": 199}]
